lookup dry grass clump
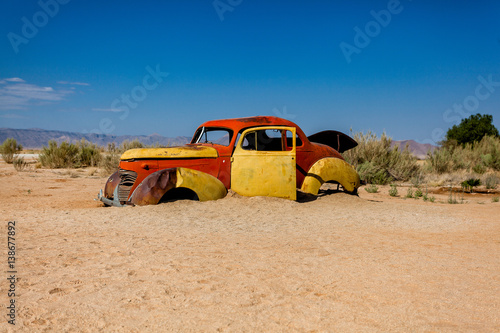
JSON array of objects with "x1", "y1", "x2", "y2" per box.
[
  {"x1": 343, "y1": 131, "x2": 420, "y2": 184},
  {"x1": 484, "y1": 174, "x2": 499, "y2": 189},
  {"x1": 13, "y1": 156, "x2": 30, "y2": 171}
]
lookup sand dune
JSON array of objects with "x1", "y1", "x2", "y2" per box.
[{"x1": 0, "y1": 163, "x2": 498, "y2": 332}]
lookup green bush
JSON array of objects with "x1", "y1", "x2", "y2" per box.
[
  {"x1": 445, "y1": 113, "x2": 499, "y2": 146},
  {"x1": 364, "y1": 184, "x2": 379, "y2": 193},
  {"x1": 414, "y1": 187, "x2": 423, "y2": 198},
  {"x1": 343, "y1": 131, "x2": 420, "y2": 184},
  {"x1": 461, "y1": 178, "x2": 481, "y2": 193},
  {"x1": 0, "y1": 138, "x2": 23, "y2": 163},
  {"x1": 389, "y1": 184, "x2": 398, "y2": 197},
  {"x1": 406, "y1": 187, "x2": 414, "y2": 198},
  {"x1": 39, "y1": 140, "x2": 79, "y2": 168}
]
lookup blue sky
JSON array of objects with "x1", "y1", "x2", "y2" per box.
[{"x1": 0, "y1": 0, "x2": 499, "y2": 144}]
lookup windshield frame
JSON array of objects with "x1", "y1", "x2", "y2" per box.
[{"x1": 191, "y1": 126, "x2": 234, "y2": 147}]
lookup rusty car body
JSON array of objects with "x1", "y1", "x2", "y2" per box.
[{"x1": 97, "y1": 116, "x2": 360, "y2": 206}]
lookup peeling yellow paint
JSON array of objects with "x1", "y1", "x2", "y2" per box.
[
  {"x1": 301, "y1": 157, "x2": 360, "y2": 195},
  {"x1": 121, "y1": 146, "x2": 218, "y2": 160},
  {"x1": 175, "y1": 167, "x2": 227, "y2": 201}
]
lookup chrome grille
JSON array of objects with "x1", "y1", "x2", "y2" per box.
[{"x1": 118, "y1": 168, "x2": 137, "y2": 202}]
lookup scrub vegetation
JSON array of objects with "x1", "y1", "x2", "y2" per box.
[
  {"x1": 0, "y1": 138, "x2": 22, "y2": 164},
  {"x1": 342, "y1": 131, "x2": 419, "y2": 185}
]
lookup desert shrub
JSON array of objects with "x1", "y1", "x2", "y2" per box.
[
  {"x1": 39, "y1": 140, "x2": 79, "y2": 168},
  {"x1": 77, "y1": 139, "x2": 102, "y2": 167},
  {"x1": 414, "y1": 187, "x2": 423, "y2": 198},
  {"x1": 98, "y1": 140, "x2": 150, "y2": 174},
  {"x1": 492, "y1": 197, "x2": 499, "y2": 203},
  {"x1": 484, "y1": 174, "x2": 499, "y2": 189},
  {"x1": 356, "y1": 161, "x2": 391, "y2": 184},
  {"x1": 343, "y1": 131, "x2": 420, "y2": 184},
  {"x1": 406, "y1": 187, "x2": 414, "y2": 198},
  {"x1": 422, "y1": 186, "x2": 429, "y2": 201},
  {"x1": 472, "y1": 164, "x2": 486, "y2": 174},
  {"x1": 389, "y1": 184, "x2": 398, "y2": 197},
  {"x1": 364, "y1": 184, "x2": 379, "y2": 193},
  {"x1": 426, "y1": 135, "x2": 500, "y2": 173},
  {"x1": 448, "y1": 188, "x2": 458, "y2": 204},
  {"x1": 13, "y1": 156, "x2": 29, "y2": 171},
  {"x1": 99, "y1": 143, "x2": 121, "y2": 174},
  {"x1": 411, "y1": 171, "x2": 424, "y2": 187},
  {"x1": 426, "y1": 148, "x2": 452, "y2": 174},
  {"x1": 475, "y1": 136, "x2": 500, "y2": 170},
  {"x1": 120, "y1": 139, "x2": 144, "y2": 151},
  {"x1": 0, "y1": 138, "x2": 23, "y2": 163}
]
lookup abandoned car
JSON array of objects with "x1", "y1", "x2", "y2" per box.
[{"x1": 97, "y1": 116, "x2": 360, "y2": 206}]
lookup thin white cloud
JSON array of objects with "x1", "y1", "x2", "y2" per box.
[
  {"x1": 0, "y1": 113, "x2": 28, "y2": 119},
  {"x1": 92, "y1": 108, "x2": 124, "y2": 112},
  {"x1": 0, "y1": 78, "x2": 73, "y2": 110},
  {"x1": 4, "y1": 77, "x2": 25, "y2": 83},
  {"x1": 57, "y1": 81, "x2": 90, "y2": 86}
]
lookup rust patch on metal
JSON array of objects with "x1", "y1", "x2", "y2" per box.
[
  {"x1": 104, "y1": 171, "x2": 120, "y2": 198},
  {"x1": 130, "y1": 168, "x2": 177, "y2": 206}
]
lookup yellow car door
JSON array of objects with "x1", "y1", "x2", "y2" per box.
[{"x1": 231, "y1": 126, "x2": 297, "y2": 200}]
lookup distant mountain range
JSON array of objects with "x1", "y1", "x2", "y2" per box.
[
  {"x1": 0, "y1": 128, "x2": 191, "y2": 149},
  {"x1": 390, "y1": 140, "x2": 437, "y2": 159},
  {"x1": 0, "y1": 128, "x2": 437, "y2": 158}
]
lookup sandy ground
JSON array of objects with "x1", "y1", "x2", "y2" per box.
[{"x1": 0, "y1": 161, "x2": 499, "y2": 332}]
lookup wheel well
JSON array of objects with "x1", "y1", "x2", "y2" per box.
[{"x1": 159, "y1": 187, "x2": 199, "y2": 203}]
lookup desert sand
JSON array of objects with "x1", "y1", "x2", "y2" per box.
[{"x1": 0, "y1": 161, "x2": 499, "y2": 332}]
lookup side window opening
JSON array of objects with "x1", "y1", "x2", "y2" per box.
[
  {"x1": 286, "y1": 132, "x2": 302, "y2": 150},
  {"x1": 241, "y1": 129, "x2": 294, "y2": 151}
]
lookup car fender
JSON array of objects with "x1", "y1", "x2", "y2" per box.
[
  {"x1": 101, "y1": 171, "x2": 120, "y2": 205},
  {"x1": 129, "y1": 167, "x2": 227, "y2": 206},
  {"x1": 301, "y1": 157, "x2": 360, "y2": 195}
]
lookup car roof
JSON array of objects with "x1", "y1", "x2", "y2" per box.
[{"x1": 198, "y1": 116, "x2": 300, "y2": 132}]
